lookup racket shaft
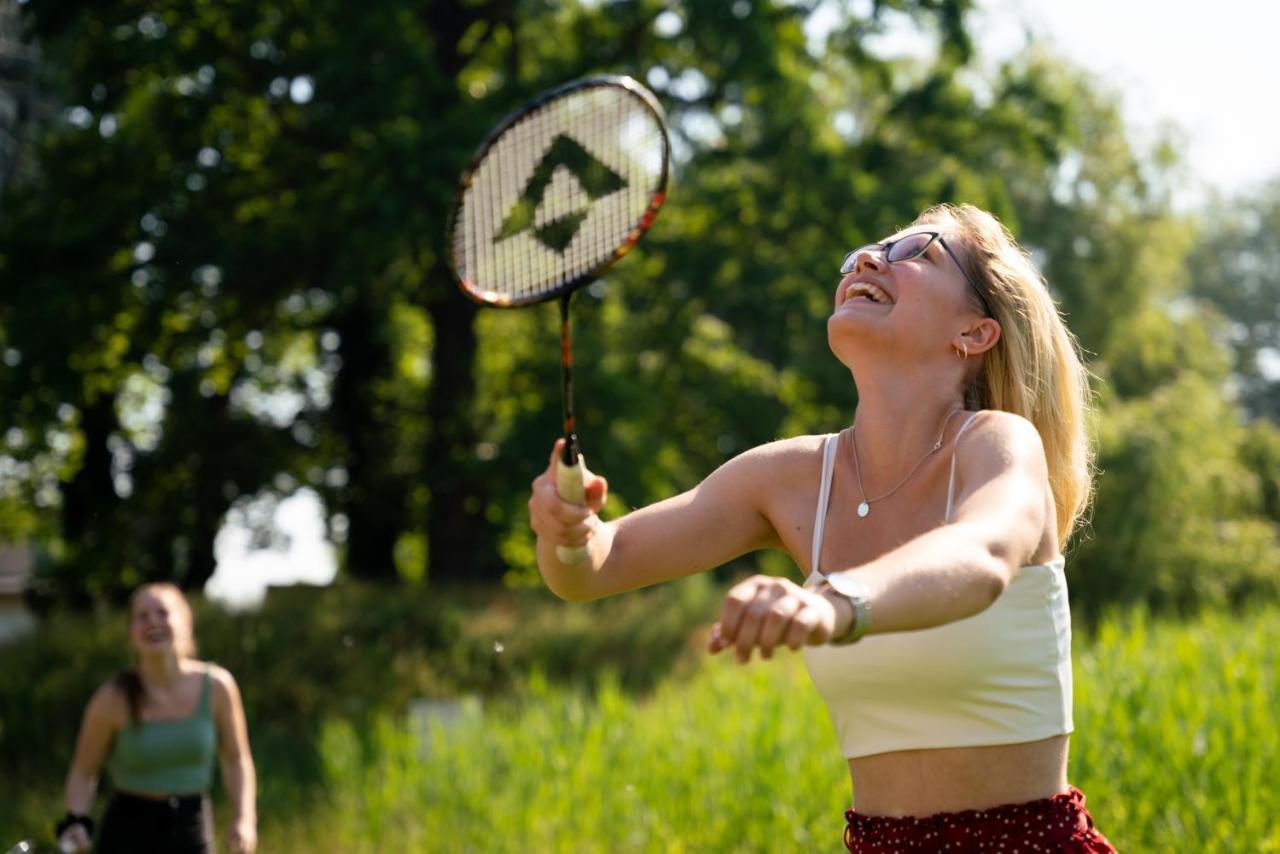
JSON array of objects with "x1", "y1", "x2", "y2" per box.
[{"x1": 555, "y1": 454, "x2": 591, "y2": 564}]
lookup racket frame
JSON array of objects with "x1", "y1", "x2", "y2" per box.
[
  {"x1": 445, "y1": 75, "x2": 670, "y2": 563},
  {"x1": 446, "y1": 74, "x2": 670, "y2": 307}
]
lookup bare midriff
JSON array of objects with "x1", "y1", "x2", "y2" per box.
[
  {"x1": 116, "y1": 788, "x2": 203, "y2": 800},
  {"x1": 848, "y1": 734, "x2": 1070, "y2": 817}
]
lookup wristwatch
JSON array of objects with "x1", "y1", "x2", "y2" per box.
[
  {"x1": 56, "y1": 811, "x2": 95, "y2": 838},
  {"x1": 822, "y1": 572, "x2": 872, "y2": 645}
]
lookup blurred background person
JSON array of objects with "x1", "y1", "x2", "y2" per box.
[{"x1": 56, "y1": 582, "x2": 256, "y2": 853}]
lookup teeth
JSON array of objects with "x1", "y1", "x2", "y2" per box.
[{"x1": 846, "y1": 282, "x2": 890, "y2": 305}]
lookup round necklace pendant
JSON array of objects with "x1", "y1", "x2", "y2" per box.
[{"x1": 857, "y1": 501, "x2": 870, "y2": 518}]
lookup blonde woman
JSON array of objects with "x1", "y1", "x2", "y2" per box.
[
  {"x1": 58, "y1": 582, "x2": 257, "y2": 853},
  {"x1": 529, "y1": 204, "x2": 1117, "y2": 851}
]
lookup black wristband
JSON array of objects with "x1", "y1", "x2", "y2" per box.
[{"x1": 55, "y1": 812, "x2": 94, "y2": 838}]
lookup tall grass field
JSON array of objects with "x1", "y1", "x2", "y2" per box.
[{"x1": 261, "y1": 605, "x2": 1278, "y2": 853}]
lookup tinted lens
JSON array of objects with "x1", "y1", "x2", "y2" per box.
[
  {"x1": 840, "y1": 244, "x2": 879, "y2": 275},
  {"x1": 886, "y1": 232, "x2": 935, "y2": 263}
]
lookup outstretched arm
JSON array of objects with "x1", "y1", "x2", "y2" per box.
[
  {"x1": 213, "y1": 667, "x2": 257, "y2": 854},
  {"x1": 837, "y1": 411, "x2": 1051, "y2": 631},
  {"x1": 60, "y1": 684, "x2": 124, "y2": 852},
  {"x1": 712, "y1": 412, "x2": 1053, "y2": 660},
  {"x1": 529, "y1": 438, "x2": 795, "y2": 602}
]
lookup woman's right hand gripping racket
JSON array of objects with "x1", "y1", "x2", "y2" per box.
[{"x1": 447, "y1": 76, "x2": 670, "y2": 564}]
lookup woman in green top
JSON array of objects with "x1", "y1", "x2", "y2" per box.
[{"x1": 57, "y1": 582, "x2": 257, "y2": 853}]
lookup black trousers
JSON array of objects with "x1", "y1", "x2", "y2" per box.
[{"x1": 96, "y1": 791, "x2": 214, "y2": 854}]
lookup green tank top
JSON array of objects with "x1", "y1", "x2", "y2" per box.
[{"x1": 108, "y1": 666, "x2": 218, "y2": 794}]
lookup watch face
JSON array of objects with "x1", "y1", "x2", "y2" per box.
[{"x1": 826, "y1": 571, "x2": 871, "y2": 599}]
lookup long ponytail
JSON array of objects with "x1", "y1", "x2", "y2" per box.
[{"x1": 115, "y1": 582, "x2": 198, "y2": 722}]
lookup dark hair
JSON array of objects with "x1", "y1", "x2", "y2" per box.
[{"x1": 113, "y1": 669, "x2": 145, "y2": 724}]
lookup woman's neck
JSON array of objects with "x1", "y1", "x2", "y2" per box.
[
  {"x1": 850, "y1": 378, "x2": 967, "y2": 485},
  {"x1": 137, "y1": 651, "x2": 184, "y2": 688}
]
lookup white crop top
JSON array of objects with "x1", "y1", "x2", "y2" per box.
[{"x1": 801, "y1": 419, "x2": 1074, "y2": 759}]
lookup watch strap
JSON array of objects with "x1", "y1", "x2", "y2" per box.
[{"x1": 825, "y1": 572, "x2": 871, "y2": 645}]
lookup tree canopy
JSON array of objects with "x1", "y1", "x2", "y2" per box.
[{"x1": 2, "y1": 0, "x2": 1278, "y2": 616}]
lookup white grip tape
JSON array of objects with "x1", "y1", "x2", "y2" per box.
[{"x1": 555, "y1": 454, "x2": 591, "y2": 565}]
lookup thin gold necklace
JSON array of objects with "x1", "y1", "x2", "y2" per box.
[{"x1": 851, "y1": 407, "x2": 963, "y2": 518}]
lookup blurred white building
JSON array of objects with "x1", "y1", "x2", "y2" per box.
[{"x1": 0, "y1": 543, "x2": 35, "y2": 643}]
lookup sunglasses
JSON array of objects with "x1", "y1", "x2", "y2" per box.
[{"x1": 840, "y1": 231, "x2": 991, "y2": 317}]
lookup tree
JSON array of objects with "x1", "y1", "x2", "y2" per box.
[
  {"x1": 7, "y1": 0, "x2": 1065, "y2": 599},
  {"x1": 8, "y1": 0, "x2": 1276, "y2": 616},
  {"x1": 1186, "y1": 179, "x2": 1280, "y2": 420},
  {"x1": 1002, "y1": 63, "x2": 1280, "y2": 617}
]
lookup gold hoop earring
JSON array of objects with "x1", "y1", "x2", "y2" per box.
[{"x1": 956, "y1": 343, "x2": 968, "y2": 360}]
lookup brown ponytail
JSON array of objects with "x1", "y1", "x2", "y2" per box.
[
  {"x1": 113, "y1": 668, "x2": 145, "y2": 723},
  {"x1": 117, "y1": 582, "x2": 199, "y2": 723}
]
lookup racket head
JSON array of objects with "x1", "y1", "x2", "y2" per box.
[{"x1": 447, "y1": 75, "x2": 670, "y2": 307}]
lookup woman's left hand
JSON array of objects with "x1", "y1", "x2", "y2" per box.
[
  {"x1": 227, "y1": 818, "x2": 257, "y2": 853},
  {"x1": 708, "y1": 575, "x2": 842, "y2": 662}
]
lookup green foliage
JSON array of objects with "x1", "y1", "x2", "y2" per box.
[
  {"x1": 277, "y1": 605, "x2": 1277, "y2": 851},
  {"x1": 297, "y1": 662, "x2": 847, "y2": 852},
  {"x1": 999, "y1": 55, "x2": 1280, "y2": 617},
  {"x1": 4, "y1": 587, "x2": 1279, "y2": 851},
  {"x1": 1241, "y1": 418, "x2": 1280, "y2": 524},
  {"x1": 1072, "y1": 375, "x2": 1280, "y2": 617},
  {"x1": 1, "y1": 0, "x2": 1278, "y2": 621},
  {"x1": 1187, "y1": 179, "x2": 1280, "y2": 420},
  {"x1": 0, "y1": 0, "x2": 1103, "y2": 600},
  {"x1": 1072, "y1": 605, "x2": 1280, "y2": 849},
  {"x1": 0, "y1": 574, "x2": 721, "y2": 835}
]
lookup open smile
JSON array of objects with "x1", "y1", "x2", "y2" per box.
[
  {"x1": 844, "y1": 280, "x2": 893, "y2": 305},
  {"x1": 837, "y1": 278, "x2": 896, "y2": 313}
]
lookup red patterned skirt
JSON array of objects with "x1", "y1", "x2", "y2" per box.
[{"x1": 844, "y1": 786, "x2": 1117, "y2": 852}]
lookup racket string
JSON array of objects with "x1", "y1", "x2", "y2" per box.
[{"x1": 455, "y1": 82, "x2": 667, "y2": 303}]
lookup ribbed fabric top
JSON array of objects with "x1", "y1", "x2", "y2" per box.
[
  {"x1": 108, "y1": 667, "x2": 218, "y2": 794},
  {"x1": 801, "y1": 423, "x2": 1074, "y2": 758}
]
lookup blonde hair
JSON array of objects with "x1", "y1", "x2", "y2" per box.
[{"x1": 914, "y1": 204, "x2": 1095, "y2": 544}]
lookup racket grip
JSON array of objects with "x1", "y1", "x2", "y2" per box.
[{"x1": 555, "y1": 453, "x2": 591, "y2": 565}]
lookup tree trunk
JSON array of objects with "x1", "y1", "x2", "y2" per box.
[
  {"x1": 181, "y1": 391, "x2": 231, "y2": 592},
  {"x1": 332, "y1": 287, "x2": 404, "y2": 582},
  {"x1": 418, "y1": 0, "x2": 512, "y2": 584},
  {"x1": 58, "y1": 394, "x2": 122, "y2": 603},
  {"x1": 424, "y1": 278, "x2": 502, "y2": 583}
]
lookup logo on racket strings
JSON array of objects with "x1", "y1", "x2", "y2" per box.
[{"x1": 495, "y1": 134, "x2": 627, "y2": 253}]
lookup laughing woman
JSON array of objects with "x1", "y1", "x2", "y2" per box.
[
  {"x1": 528, "y1": 203, "x2": 1117, "y2": 851},
  {"x1": 57, "y1": 582, "x2": 257, "y2": 853}
]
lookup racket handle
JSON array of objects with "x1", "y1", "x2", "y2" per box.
[{"x1": 555, "y1": 453, "x2": 591, "y2": 565}]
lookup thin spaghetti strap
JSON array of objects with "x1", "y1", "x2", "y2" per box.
[
  {"x1": 199, "y1": 664, "x2": 213, "y2": 714},
  {"x1": 810, "y1": 435, "x2": 840, "y2": 576},
  {"x1": 944, "y1": 413, "x2": 982, "y2": 523}
]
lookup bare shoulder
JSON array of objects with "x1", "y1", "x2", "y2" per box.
[
  {"x1": 956, "y1": 410, "x2": 1047, "y2": 474},
  {"x1": 712, "y1": 434, "x2": 832, "y2": 532},
  {"x1": 199, "y1": 661, "x2": 243, "y2": 706},
  {"x1": 87, "y1": 678, "x2": 129, "y2": 724},
  {"x1": 70, "y1": 678, "x2": 128, "y2": 767},
  {"x1": 705, "y1": 434, "x2": 829, "y2": 502},
  {"x1": 952, "y1": 411, "x2": 1058, "y2": 564},
  {"x1": 723, "y1": 434, "x2": 828, "y2": 476},
  {"x1": 745, "y1": 433, "x2": 829, "y2": 460}
]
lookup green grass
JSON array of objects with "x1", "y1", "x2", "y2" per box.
[
  {"x1": 258, "y1": 604, "x2": 1280, "y2": 853},
  {"x1": 1071, "y1": 607, "x2": 1280, "y2": 849}
]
